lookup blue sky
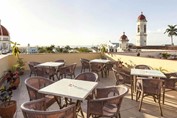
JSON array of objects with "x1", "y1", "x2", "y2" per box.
[{"x1": 0, "y1": 0, "x2": 177, "y2": 47}]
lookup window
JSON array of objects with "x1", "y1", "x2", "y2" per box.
[
  {"x1": 137, "y1": 25, "x2": 140, "y2": 33},
  {"x1": 144, "y1": 25, "x2": 146, "y2": 33}
]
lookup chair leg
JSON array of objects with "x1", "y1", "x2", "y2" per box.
[
  {"x1": 29, "y1": 71, "x2": 32, "y2": 77},
  {"x1": 136, "y1": 91, "x2": 141, "y2": 101},
  {"x1": 131, "y1": 79, "x2": 134, "y2": 100},
  {"x1": 81, "y1": 67, "x2": 83, "y2": 73},
  {"x1": 153, "y1": 96, "x2": 157, "y2": 102},
  {"x1": 162, "y1": 90, "x2": 165, "y2": 104},
  {"x1": 139, "y1": 93, "x2": 144, "y2": 111},
  {"x1": 118, "y1": 113, "x2": 121, "y2": 118},
  {"x1": 158, "y1": 95, "x2": 163, "y2": 116},
  {"x1": 136, "y1": 91, "x2": 138, "y2": 101}
]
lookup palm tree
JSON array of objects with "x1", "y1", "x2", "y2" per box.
[{"x1": 164, "y1": 25, "x2": 177, "y2": 45}]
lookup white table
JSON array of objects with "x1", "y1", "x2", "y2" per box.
[
  {"x1": 90, "y1": 59, "x2": 110, "y2": 63},
  {"x1": 90, "y1": 59, "x2": 111, "y2": 78},
  {"x1": 39, "y1": 79, "x2": 98, "y2": 117},
  {"x1": 131, "y1": 69, "x2": 166, "y2": 78},
  {"x1": 35, "y1": 62, "x2": 65, "y2": 80},
  {"x1": 35, "y1": 62, "x2": 64, "y2": 68},
  {"x1": 39, "y1": 78, "x2": 98, "y2": 101},
  {"x1": 130, "y1": 68, "x2": 166, "y2": 100}
]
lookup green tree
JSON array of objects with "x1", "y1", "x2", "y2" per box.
[
  {"x1": 64, "y1": 45, "x2": 71, "y2": 50},
  {"x1": 46, "y1": 45, "x2": 55, "y2": 53},
  {"x1": 56, "y1": 47, "x2": 63, "y2": 53},
  {"x1": 77, "y1": 47, "x2": 92, "y2": 52},
  {"x1": 100, "y1": 44, "x2": 107, "y2": 53},
  {"x1": 38, "y1": 47, "x2": 46, "y2": 53},
  {"x1": 164, "y1": 25, "x2": 177, "y2": 45}
]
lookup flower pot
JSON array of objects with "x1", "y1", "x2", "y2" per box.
[
  {"x1": 13, "y1": 77, "x2": 20, "y2": 88},
  {"x1": 18, "y1": 70, "x2": 24, "y2": 75},
  {"x1": 0, "y1": 100, "x2": 17, "y2": 118}
]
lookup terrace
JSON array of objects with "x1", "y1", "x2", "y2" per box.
[{"x1": 1, "y1": 52, "x2": 177, "y2": 118}]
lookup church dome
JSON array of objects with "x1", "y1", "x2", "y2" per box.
[
  {"x1": 120, "y1": 32, "x2": 129, "y2": 41},
  {"x1": 137, "y1": 12, "x2": 147, "y2": 22},
  {"x1": 0, "y1": 25, "x2": 9, "y2": 36}
]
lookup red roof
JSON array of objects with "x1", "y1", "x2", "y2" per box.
[
  {"x1": 0, "y1": 25, "x2": 9, "y2": 36},
  {"x1": 137, "y1": 12, "x2": 147, "y2": 22},
  {"x1": 120, "y1": 32, "x2": 129, "y2": 41},
  {"x1": 121, "y1": 35, "x2": 127, "y2": 39}
]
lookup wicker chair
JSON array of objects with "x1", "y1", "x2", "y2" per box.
[
  {"x1": 112, "y1": 67, "x2": 133, "y2": 100},
  {"x1": 80, "y1": 58, "x2": 90, "y2": 73},
  {"x1": 59, "y1": 63, "x2": 77, "y2": 79},
  {"x1": 75, "y1": 72, "x2": 98, "y2": 100},
  {"x1": 21, "y1": 98, "x2": 76, "y2": 118},
  {"x1": 134, "y1": 64, "x2": 152, "y2": 96},
  {"x1": 28, "y1": 62, "x2": 41, "y2": 76},
  {"x1": 25, "y1": 76, "x2": 60, "y2": 108},
  {"x1": 112, "y1": 67, "x2": 132, "y2": 85},
  {"x1": 134, "y1": 64, "x2": 152, "y2": 70},
  {"x1": 55, "y1": 59, "x2": 65, "y2": 63},
  {"x1": 54, "y1": 59, "x2": 65, "y2": 79},
  {"x1": 87, "y1": 85, "x2": 129, "y2": 118},
  {"x1": 136, "y1": 78, "x2": 164, "y2": 116},
  {"x1": 104, "y1": 61, "x2": 117, "y2": 76},
  {"x1": 35, "y1": 66, "x2": 57, "y2": 80},
  {"x1": 89, "y1": 62, "x2": 104, "y2": 79},
  {"x1": 35, "y1": 67, "x2": 46, "y2": 77},
  {"x1": 161, "y1": 72, "x2": 177, "y2": 104},
  {"x1": 75, "y1": 72, "x2": 98, "y2": 82}
]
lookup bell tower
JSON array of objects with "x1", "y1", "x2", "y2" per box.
[{"x1": 136, "y1": 12, "x2": 147, "y2": 46}]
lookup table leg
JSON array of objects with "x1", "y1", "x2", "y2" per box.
[
  {"x1": 76, "y1": 100, "x2": 84, "y2": 118},
  {"x1": 131, "y1": 75, "x2": 137, "y2": 100},
  {"x1": 131, "y1": 75, "x2": 134, "y2": 100},
  {"x1": 54, "y1": 96, "x2": 62, "y2": 109}
]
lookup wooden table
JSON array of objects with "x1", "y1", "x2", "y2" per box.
[
  {"x1": 130, "y1": 69, "x2": 166, "y2": 100},
  {"x1": 39, "y1": 78, "x2": 98, "y2": 117}
]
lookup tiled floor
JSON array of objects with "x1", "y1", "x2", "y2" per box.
[{"x1": 13, "y1": 67, "x2": 177, "y2": 118}]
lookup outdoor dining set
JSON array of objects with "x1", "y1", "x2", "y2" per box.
[{"x1": 20, "y1": 58, "x2": 177, "y2": 118}]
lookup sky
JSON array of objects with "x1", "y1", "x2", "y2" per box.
[{"x1": 0, "y1": 0, "x2": 177, "y2": 47}]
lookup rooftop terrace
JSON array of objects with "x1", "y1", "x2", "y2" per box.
[
  {"x1": 13, "y1": 67, "x2": 177, "y2": 118},
  {"x1": 0, "y1": 52, "x2": 177, "y2": 118}
]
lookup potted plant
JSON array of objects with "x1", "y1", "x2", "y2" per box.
[
  {"x1": 0, "y1": 73, "x2": 17, "y2": 118},
  {"x1": 11, "y1": 41, "x2": 25, "y2": 75},
  {"x1": 4, "y1": 70, "x2": 20, "y2": 89},
  {"x1": 12, "y1": 58, "x2": 25, "y2": 75}
]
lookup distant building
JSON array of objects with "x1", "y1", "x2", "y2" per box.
[
  {"x1": 106, "y1": 41, "x2": 119, "y2": 52},
  {"x1": 105, "y1": 32, "x2": 130, "y2": 52},
  {"x1": 119, "y1": 32, "x2": 129, "y2": 51},
  {"x1": 26, "y1": 44, "x2": 38, "y2": 54},
  {"x1": 0, "y1": 20, "x2": 11, "y2": 54},
  {"x1": 136, "y1": 12, "x2": 147, "y2": 46}
]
